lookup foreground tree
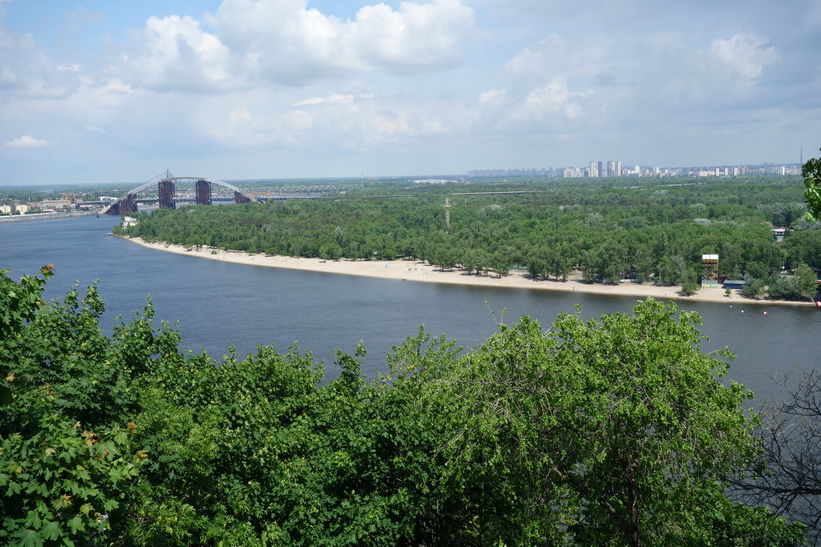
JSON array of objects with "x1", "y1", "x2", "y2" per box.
[
  {"x1": 1, "y1": 267, "x2": 143, "y2": 544},
  {"x1": 802, "y1": 148, "x2": 821, "y2": 221},
  {"x1": 424, "y1": 300, "x2": 806, "y2": 545},
  {"x1": 0, "y1": 268, "x2": 808, "y2": 545}
]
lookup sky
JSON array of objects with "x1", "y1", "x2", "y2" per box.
[{"x1": 1, "y1": 0, "x2": 820, "y2": 185}]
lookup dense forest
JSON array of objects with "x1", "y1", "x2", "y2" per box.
[
  {"x1": 118, "y1": 176, "x2": 821, "y2": 301},
  {"x1": 1, "y1": 266, "x2": 816, "y2": 545}
]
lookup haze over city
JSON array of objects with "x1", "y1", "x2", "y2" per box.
[{"x1": 1, "y1": 0, "x2": 819, "y2": 186}]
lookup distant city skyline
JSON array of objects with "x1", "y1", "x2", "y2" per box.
[
  {"x1": 1, "y1": 1, "x2": 819, "y2": 186},
  {"x1": 468, "y1": 159, "x2": 803, "y2": 179}
]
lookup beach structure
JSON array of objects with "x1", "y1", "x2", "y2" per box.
[{"x1": 702, "y1": 254, "x2": 719, "y2": 288}]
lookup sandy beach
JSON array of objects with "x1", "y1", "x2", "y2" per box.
[{"x1": 122, "y1": 236, "x2": 812, "y2": 307}]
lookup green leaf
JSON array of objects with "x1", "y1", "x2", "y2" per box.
[
  {"x1": 67, "y1": 516, "x2": 85, "y2": 534},
  {"x1": 23, "y1": 510, "x2": 42, "y2": 531},
  {"x1": 41, "y1": 521, "x2": 61, "y2": 541},
  {"x1": 13, "y1": 528, "x2": 44, "y2": 547}
]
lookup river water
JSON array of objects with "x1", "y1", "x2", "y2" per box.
[{"x1": 2, "y1": 215, "x2": 818, "y2": 403}]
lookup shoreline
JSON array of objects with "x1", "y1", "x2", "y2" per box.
[
  {"x1": 121, "y1": 236, "x2": 813, "y2": 307},
  {"x1": 0, "y1": 211, "x2": 98, "y2": 223}
]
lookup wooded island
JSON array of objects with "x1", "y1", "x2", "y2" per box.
[{"x1": 118, "y1": 175, "x2": 821, "y2": 301}]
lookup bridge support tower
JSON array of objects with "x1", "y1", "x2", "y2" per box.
[
  {"x1": 195, "y1": 179, "x2": 212, "y2": 205},
  {"x1": 107, "y1": 193, "x2": 137, "y2": 215},
  {"x1": 158, "y1": 179, "x2": 176, "y2": 209}
]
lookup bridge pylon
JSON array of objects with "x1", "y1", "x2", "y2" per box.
[
  {"x1": 158, "y1": 179, "x2": 176, "y2": 209},
  {"x1": 196, "y1": 179, "x2": 212, "y2": 205}
]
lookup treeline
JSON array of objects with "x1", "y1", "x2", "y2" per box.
[
  {"x1": 120, "y1": 176, "x2": 820, "y2": 300},
  {"x1": 0, "y1": 267, "x2": 812, "y2": 545}
]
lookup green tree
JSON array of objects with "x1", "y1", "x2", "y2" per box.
[
  {"x1": 783, "y1": 229, "x2": 821, "y2": 269},
  {"x1": 802, "y1": 148, "x2": 821, "y2": 221},
  {"x1": 525, "y1": 246, "x2": 548, "y2": 279},
  {"x1": 0, "y1": 267, "x2": 144, "y2": 545},
  {"x1": 767, "y1": 267, "x2": 816, "y2": 301},
  {"x1": 490, "y1": 250, "x2": 510, "y2": 277},
  {"x1": 743, "y1": 276, "x2": 767, "y2": 298},
  {"x1": 423, "y1": 300, "x2": 797, "y2": 545},
  {"x1": 794, "y1": 263, "x2": 818, "y2": 300},
  {"x1": 1, "y1": 268, "x2": 808, "y2": 545},
  {"x1": 680, "y1": 268, "x2": 699, "y2": 296}
]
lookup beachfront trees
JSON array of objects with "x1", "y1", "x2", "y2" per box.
[
  {"x1": 766, "y1": 264, "x2": 818, "y2": 301},
  {"x1": 121, "y1": 177, "x2": 801, "y2": 294}
]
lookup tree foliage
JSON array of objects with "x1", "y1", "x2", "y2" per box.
[
  {"x1": 802, "y1": 148, "x2": 821, "y2": 222},
  {"x1": 0, "y1": 267, "x2": 810, "y2": 545},
  {"x1": 1, "y1": 267, "x2": 143, "y2": 544},
  {"x1": 421, "y1": 300, "x2": 800, "y2": 545}
]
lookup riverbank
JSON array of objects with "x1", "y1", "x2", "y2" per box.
[
  {"x1": 0, "y1": 211, "x2": 98, "y2": 223},
  {"x1": 121, "y1": 236, "x2": 813, "y2": 307}
]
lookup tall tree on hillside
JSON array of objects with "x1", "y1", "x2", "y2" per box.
[
  {"x1": 422, "y1": 300, "x2": 805, "y2": 545},
  {"x1": 802, "y1": 148, "x2": 821, "y2": 221}
]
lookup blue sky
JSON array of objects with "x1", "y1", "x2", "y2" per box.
[{"x1": 1, "y1": 0, "x2": 819, "y2": 185}]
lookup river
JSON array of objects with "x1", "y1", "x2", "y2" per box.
[{"x1": 2, "y1": 215, "x2": 818, "y2": 403}]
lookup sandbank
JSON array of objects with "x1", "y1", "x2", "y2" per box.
[{"x1": 121, "y1": 236, "x2": 812, "y2": 307}]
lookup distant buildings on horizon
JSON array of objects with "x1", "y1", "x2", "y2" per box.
[{"x1": 468, "y1": 161, "x2": 803, "y2": 179}]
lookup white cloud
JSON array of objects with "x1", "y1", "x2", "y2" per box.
[
  {"x1": 506, "y1": 33, "x2": 614, "y2": 81},
  {"x1": 0, "y1": 66, "x2": 16, "y2": 86},
  {"x1": 84, "y1": 125, "x2": 108, "y2": 134},
  {"x1": 118, "y1": 0, "x2": 475, "y2": 90},
  {"x1": 0, "y1": 28, "x2": 48, "y2": 92},
  {"x1": 351, "y1": 0, "x2": 474, "y2": 72},
  {"x1": 0, "y1": 25, "x2": 87, "y2": 99},
  {"x1": 196, "y1": 100, "x2": 315, "y2": 147},
  {"x1": 119, "y1": 15, "x2": 233, "y2": 91},
  {"x1": 511, "y1": 77, "x2": 584, "y2": 122},
  {"x1": 479, "y1": 89, "x2": 506, "y2": 104},
  {"x1": 292, "y1": 93, "x2": 372, "y2": 107},
  {"x1": 711, "y1": 34, "x2": 779, "y2": 80},
  {"x1": 5, "y1": 135, "x2": 50, "y2": 147}
]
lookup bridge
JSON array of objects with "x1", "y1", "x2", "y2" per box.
[
  {"x1": 101, "y1": 173, "x2": 257, "y2": 215},
  {"x1": 101, "y1": 172, "x2": 365, "y2": 215}
]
